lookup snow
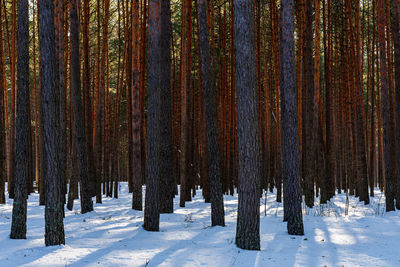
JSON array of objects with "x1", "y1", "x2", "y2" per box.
[{"x1": 0, "y1": 183, "x2": 399, "y2": 267}]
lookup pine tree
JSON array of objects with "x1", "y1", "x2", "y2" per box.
[
  {"x1": 0, "y1": 0, "x2": 6, "y2": 204},
  {"x1": 377, "y1": 0, "x2": 395, "y2": 212},
  {"x1": 10, "y1": 0, "x2": 30, "y2": 240},
  {"x1": 70, "y1": 0, "x2": 93, "y2": 214},
  {"x1": 233, "y1": 0, "x2": 261, "y2": 250},
  {"x1": 390, "y1": 0, "x2": 400, "y2": 210},
  {"x1": 159, "y1": 0, "x2": 174, "y2": 214},
  {"x1": 144, "y1": 0, "x2": 161, "y2": 231},
  {"x1": 39, "y1": 0, "x2": 65, "y2": 246},
  {"x1": 197, "y1": 0, "x2": 225, "y2": 227},
  {"x1": 280, "y1": 0, "x2": 304, "y2": 236}
]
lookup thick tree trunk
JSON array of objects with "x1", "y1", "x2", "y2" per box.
[
  {"x1": 159, "y1": 0, "x2": 174, "y2": 214},
  {"x1": 233, "y1": 0, "x2": 261, "y2": 250},
  {"x1": 144, "y1": 0, "x2": 161, "y2": 231},
  {"x1": 70, "y1": 0, "x2": 93, "y2": 214},
  {"x1": 10, "y1": 0, "x2": 29, "y2": 239},
  {"x1": 197, "y1": 0, "x2": 225, "y2": 226},
  {"x1": 280, "y1": 0, "x2": 304, "y2": 236},
  {"x1": 39, "y1": 0, "x2": 65, "y2": 245}
]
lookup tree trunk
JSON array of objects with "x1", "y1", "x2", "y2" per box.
[
  {"x1": 39, "y1": 0, "x2": 65, "y2": 245},
  {"x1": 143, "y1": 0, "x2": 161, "y2": 232},
  {"x1": 233, "y1": 0, "x2": 261, "y2": 250},
  {"x1": 197, "y1": 0, "x2": 225, "y2": 226},
  {"x1": 280, "y1": 0, "x2": 304, "y2": 236},
  {"x1": 158, "y1": 0, "x2": 174, "y2": 214},
  {"x1": 0, "y1": 0, "x2": 6, "y2": 204},
  {"x1": 70, "y1": 0, "x2": 94, "y2": 214},
  {"x1": 131, "y1": 0, "x2": 143, "y2": 211},
  {"x1": 377, "y1": 0, "x2": 395, "y2": 211},
  {"x1": 10, "y1": 0, "x2": 29, "y2": 239},
  {"x1": 391, "y1": 0, "x2": 400, "y2": 210},
  {"x1": 302, "y1": 0, "x2": 315, "y2": 208}
]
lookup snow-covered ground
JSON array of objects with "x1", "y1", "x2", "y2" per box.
[{"x1": 0, "y1": 183, "x2": 399, "y2": 267}]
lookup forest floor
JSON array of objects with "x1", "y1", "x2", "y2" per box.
[{"x1": 0, "y1": 183, "x2": 399, "y2": 267}]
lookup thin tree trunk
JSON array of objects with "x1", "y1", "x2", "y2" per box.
[
  {"x1": 302, "y1": 0, "x2": 315, "y2": 208},
  {"x1": 390, "y1": 0, "x2": 400, "y2": 210},
  {"x1": 0, "y1": 0, "x2": 6, "y2": 204},
  {"x1": 131, "y1": 0, "x2": 143, "y2": 211}
]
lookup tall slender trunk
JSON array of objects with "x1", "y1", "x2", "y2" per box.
[
  {"x1": 70, "y1": 0, "x2": 94, "y2": 214},
  {"x1": 82, "y1": 0, "x2": 95, "y2": 200},
  {"x1": 391, "y1": 0, "x2": 400, "y2": 210},
  {"x1": 55, "y1": 0, "x2": 66, "y2": 210},
  {"x1": 377, "y1": 0, "x2": 395, "y2": 211},
  {"x1": 144, "y1": 0, "x2": 161, "y2": 232},
  {"x1": 10, "y1": 0, "x2": 30, "y2": 239},
  {"x1": 39, "y1": 0, "x2": 65, "y2": 246},
  {"x1": 233, "y1": 0, "x2": 261, "y2": 251},
  {"x1": 159, "y1": 0, "x2": 174, "y2": 213},
  {"x1": 8, "y1": 0, "x2": 17, "y2": 199},
  {"x1": 179, "y1": 0, "x2": 191, "y2": 207},
  {"x1": 197, "y1": 0, "x2": 225, "y2": 226},
  {"x1": 281, "y1": 0, "x2": 304, "y2": 236},
  {"x1": 0, "y1": 0, "x2": 6, "y2": 204},
  {"x1": 302, "y1": 0, "x2": 315, "y2": 208}
]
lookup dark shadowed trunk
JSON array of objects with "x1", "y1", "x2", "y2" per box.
[
  {"x1": 280, "y1": 0, "x2": 304, "y2": 236},
  {"x1": 82, "y1": 0, "x2": 95, "y2": 198},
  {"x1": 233, "y1": 0, "x2": 261, "y2": 250},
  {"x1": 144, "y1": 0, "x2": 161, "y2": 231},
  {"x1": 197, "y1": 0, "x2": 225, "y2": 227},
  {"x1": 39, "y1": 0, "x2": 65, "y2": 246},
  {"x1": 159, "y1": 0, "x2": 174, "y2": 214},
  {"x1": 302, "y1": 0, "x2": 315, "y2": 208},
  {"x1": 132, "y1": 0, "x2": 143, "y2": 211},
  {"x1": 391, "y1": 0, "x2": 400, "y2": 210},
  {"x1": 55, "y1": 0, "x2": 66, "y2": 209},
  {"x1": 70, "y1": 0, "x2": 93, "y2": 214},
  {"x1": 377, "y1": 0, "x2": 395, "y2": 211},
  {"x1": 10, "y1": 0, "x2": 29, "y2": 239},
  {"x1": 0, "y1": 3, "x2": 6, "y2": 204}
]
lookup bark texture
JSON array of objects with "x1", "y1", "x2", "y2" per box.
[
  {"x1": 70, "y1": 0, "x2": 93, "y2": 214},
  {"x1": 233, "y1": 0, "x2": 261, "y2": 250},
  {"x1": 39, "y1": 0, "x2": 65, "y2": 246},
  {"x1": 197, "y1": 0, "x2": 225, "y2": 227},
  {"x1": 377, "y1": 0, "x2": 395, "y2": 211},
  {"x1": 144, "y1": 0, "x2": 161, "y2": 231},
  {"x1": 10, "y1": 0, "x2": 29, "y2": 240},
  {"x1": 280, "y1": 0, "x2": 304, "y2": 236},
  {"x1": 159, "y1": 0, "x2": 174, "y2": 214}
]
